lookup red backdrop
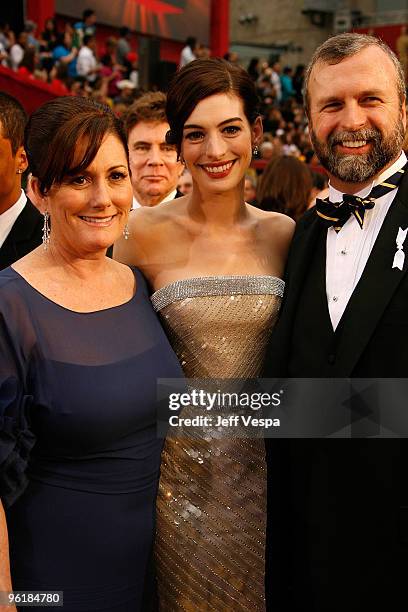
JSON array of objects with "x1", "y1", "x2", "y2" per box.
[{"x1": 0, "y1": 66, "x2": 58, "y2": 114}]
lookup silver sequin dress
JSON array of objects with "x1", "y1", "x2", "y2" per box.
[{"x1": 151, "y1": 276, "x2": 284, "y2": 611}]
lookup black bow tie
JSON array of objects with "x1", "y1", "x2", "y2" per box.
[{"x1": 316, "y1": 163, "x2": 406, "y2": 232}]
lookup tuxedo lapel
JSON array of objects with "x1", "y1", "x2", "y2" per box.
[
  {"x1": 284, "y1": 212, "x2": 323, "y2": 312},
  {"x1": 334, "y1": 175, "x2": 408, "y2": 375},
  {"x1": 264, "y1": 210, "x2": 323, "y2": 375}
]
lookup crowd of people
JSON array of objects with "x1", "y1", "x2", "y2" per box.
[
  {"x1": 0, "y1": 20, "x2": 408, "y2": 612},
  {"x1": 0, "y1": 9, "x2": 332, "y2": 222},
  {"x1": 0, "y1": 10, "x2": 139, "y2": 115}
]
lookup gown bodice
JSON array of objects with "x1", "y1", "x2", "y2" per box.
[{"x1": 151, "y1": 275, "x2": 284, "y2": 378}]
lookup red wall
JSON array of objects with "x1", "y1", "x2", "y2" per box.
[
  {"x1": 0, "y1": 66, "x2": 58, "y2": 114},
  {"x1": 354, "y1": 23, "x2": 406, "y2": 53}
]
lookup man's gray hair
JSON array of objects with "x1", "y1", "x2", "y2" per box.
[{"x1": 303, "y1": 33, "x2": 406, "y2": 116}]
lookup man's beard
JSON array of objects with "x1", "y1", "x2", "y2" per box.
[{"x1": 310, "y1": 120, "x2": 405, "y2": 184}]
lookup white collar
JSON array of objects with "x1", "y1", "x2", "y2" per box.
[
  {"x1": 162, "y1": 188, "x2": 178, "y2": 203},
  {"x1": 0, "y1": 189, "x2": 27, "y2": 221},
  {"x1": 0, "y1": 190, "x2": 27, "y2": 248},
  {"x1": 329, "y1": 151, "x2": 407, "y2": 203},
  {"x1": 132, "y1": 188, "x2": 178, "y2": 209}
]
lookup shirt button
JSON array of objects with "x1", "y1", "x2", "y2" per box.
[
  {"x1": 332, "y1": 296, "x2": 338, "y2": 302},
  {"x1": 340, "y1": 249, "x2": 347, "y2": 255}
]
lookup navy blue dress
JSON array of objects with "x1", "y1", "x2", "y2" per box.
[{"x1": 0, "y1": 267, "x2": 182, "y2": 611}]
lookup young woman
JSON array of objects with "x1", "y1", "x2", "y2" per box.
[
  {"x1": 0, "y1": 97, "x2": 182, "y2": 611},
  {"x1": 115, "y1": 58, "x2": 294, "y2": 610}
]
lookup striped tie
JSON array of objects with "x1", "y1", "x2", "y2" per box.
[{"x1": 316, "y1": 163, "x2": 406, "y2": 232}]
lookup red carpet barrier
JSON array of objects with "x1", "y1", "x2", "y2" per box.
[{"x1": 0, "y1": 66, "x2": 60, "y2": 114}]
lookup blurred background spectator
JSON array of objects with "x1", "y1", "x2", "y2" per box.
[
  {"x1": 76, "y1": 34, "x2": 98, "y2": 83},
  {"x1": 177, "y1": 169, "x2": 193, "y2": 196},
  {"x1": 247, "y1": 57, "x2": 260, "y2": 81},
  {"x1": 280, "y1": 66, "x2": 295, "y2": 102},
  {"x1": 257, "y1": 155, "x2": 313, "y2": 220},
  {"x1": 244, "y1": 175, "x2": 258, "y2": 205},
  {"x1": 73, "y1": 8, "x2": 97, "y2": 48},
  {"x1": 52, "y1": 30, "x2": 78, "y2": 78},
  {"x1": 10, "y1": 31, "x2": 27, "y2": 70},
  {"x1": 308, "y1": 171, "x2": 329, "y2": 209},
  {"x1": 116, "y1": 27, "x2": 131, "y2": 66},
  {"x1": 180, "y1": 37, "x2": 197, "y2": 68}
]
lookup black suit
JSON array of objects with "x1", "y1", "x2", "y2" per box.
[
  {"x1": 0, "y1": 199, "x2": 43, "y2": 270},
  {"x1": 264, "y1": 171, "x2": 408, "y2": 611}
]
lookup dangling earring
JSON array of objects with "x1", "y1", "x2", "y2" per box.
[
  {"x1": 42, "y1": 211, "x2": 50, "y2": 250},
  {"x1": 252, "y1": 145, "x2": 259, "y2": 156},
  {"x1": 123, "y1": 223, "x2": 130, "y2": 240},
  {"x1": 16, "y1": 169, "x2": 23, "y2": 174}
]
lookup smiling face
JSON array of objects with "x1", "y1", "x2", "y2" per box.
[
  {"x1": 37, "y1": 134, "x2": 132, "y2": 256},
  {"x1": 128, "y1": 120, "x2": 184, "y2": 206},
  {"x1": 308, "y1": 45, "x2": 406, "y2": 192},
  {"x1": 181, "y1": 93, "x2": 262, "y2": 194}
]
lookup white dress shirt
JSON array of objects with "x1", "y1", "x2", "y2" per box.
[
  {"x1": 0, "y1": 190, "x2": 27, "y2": 248},
  {"x1": 326, "y1": 152, "x2": 407, "y2": 330},
  {"x1": 132, "y1": 189, "x2": 178, "y2": 209}
]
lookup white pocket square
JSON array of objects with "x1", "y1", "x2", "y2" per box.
[{"x1": 392, "y1": 227, "x2": 408, "y2": 271}]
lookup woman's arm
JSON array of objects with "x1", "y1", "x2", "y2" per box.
[{"x1": 0, "y1": 501, "x2": 16, "y2": 611}]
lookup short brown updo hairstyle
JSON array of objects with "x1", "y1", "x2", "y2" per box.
[
  {"x1": 166, "y1": 58, "x2": 261, "y2": 154},
  {"x1": 25, "y1": 96, "x2": 128, "y2": 195}
]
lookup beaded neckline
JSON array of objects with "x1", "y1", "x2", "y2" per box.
[{"x1": 150, "y1": 275, "x2": 284, "y2": 312}]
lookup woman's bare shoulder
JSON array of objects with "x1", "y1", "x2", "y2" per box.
[
  {"x1": 113, "y1": 200, "x2": 188, "y2": 266},
  {"x1": 129, "y1": 197, "x2": 188, "y2": 233},
  {"x1": 249, "y1": 205, "x2": 295, "y2": 242}
]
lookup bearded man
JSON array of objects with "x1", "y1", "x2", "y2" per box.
[{"x1": 264, "y1": 33, "x2": 408, "y2": 611}]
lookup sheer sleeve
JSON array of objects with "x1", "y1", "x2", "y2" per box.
[{"x1": 0, "y1": 304, "x2": 36, "y2": 508}]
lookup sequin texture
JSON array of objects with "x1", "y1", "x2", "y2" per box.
[{"x1": 151, "y1": 276, "x2": 283, "y2": 611}]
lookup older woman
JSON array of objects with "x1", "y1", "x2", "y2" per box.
[
  {"x1": 0, "y1": 97, "x2": 182, "y2": 611},
  {"x1": 115, "y1": 58, "x2": 294, "y2": 611}
]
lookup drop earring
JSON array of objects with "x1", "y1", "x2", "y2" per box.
[
  {"x1": 42, "y1": 211, "x2": 50, "y2": 250},
  {"x1": 123, "y1": 223, "x2": 130, "y2": 240},
  {"x1": 252, "y1": 145, "x2": 259, "y2": 156}
]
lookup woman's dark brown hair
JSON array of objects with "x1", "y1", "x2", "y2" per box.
[
  {"x1": 166, "y1": 58, "x2": 260, "y2": 154},
  {"x1": 25, "y1": 96, "x2": 128, "y2": 195},
  {"x1": 257, "y1": 155, "x2": 313, "y2": 221}
]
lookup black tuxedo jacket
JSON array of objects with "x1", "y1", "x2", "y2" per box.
[
  {"x1": 264, "y1": 171, "x2": 408, "y2": 612},
  {"x1": 0, "y1": 199, "x2": 43, "y2": 270}
]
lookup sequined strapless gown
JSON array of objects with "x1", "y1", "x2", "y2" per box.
[{"x1": 151, "y1": 276, "x2": 284, "y2": 611}]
